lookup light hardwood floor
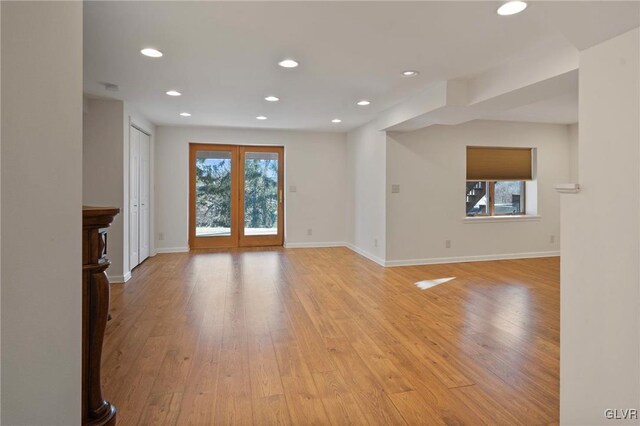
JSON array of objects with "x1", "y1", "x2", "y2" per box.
[{"x1": 103, "y1": 247, "x2": 559, "y2": 425}]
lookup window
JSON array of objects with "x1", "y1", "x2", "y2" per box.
[
  {"x1": 466, "y1": 146, "x2": 532, "y2": 217},
  {"x1": 466, "y1": 181, "x2": 525, "y2": 216}
]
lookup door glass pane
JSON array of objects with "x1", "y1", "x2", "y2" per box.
[
  {"x1": 494, "y1": 181, "x2": 524, "y2": 215},
  {"x1": 244, "y1": 152, "x2": 278, "y2": 236},
  {"x1": 195, "y1": 150, "x2": 232, "y2": 237}
]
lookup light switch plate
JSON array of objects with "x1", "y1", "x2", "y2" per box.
[
  {"x1": 289, "y1": 185, "x2": 297, "y2": 193},
  {"x1": 391, "y1": 184, "x2": 400, "y2": 193}
]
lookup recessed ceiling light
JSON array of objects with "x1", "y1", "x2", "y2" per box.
[
  {"x1": 140, "y1": 48, "x2": 163, "y2": 58},
  {"x1": 265, "y1": 96, "x2": 280, "y2": 102},
  {"x1": 402, "y1": 70, "x2": 419, "y2": 77},
  {"x1": 331, "y1": 119, "x2": 342, "y2": 123},
  {"x1": 356, "y1": 100, "x2": 371, "y2": 106},
  {"x1": 497, "y1": 1, "x2": 527, "y2": 16},
  {"x1": 256, "y1": 115, "x2": 267, "y2": 120},
  {"x1": 278, "y1": 59, "x2": 299, "y2": 68},
  {"x1": 179, "y1": 112, "x2": 191, "y2": 117},
  {"x1": 103, "y1": 82, "x2": 119, "y2": 92},
  {"x1": 166, "y1": 90, "x2": 181, "y2": 96}
]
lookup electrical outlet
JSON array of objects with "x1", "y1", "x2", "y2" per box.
[
  {"x1": 550, "y1": 235, "x2": 555, "y2": 243},
  {"x1": 445, "y1": 239, "x2": 451, "y2": 249},
  {"x1": 159, "y1": 232, "x2": 165, "y2": 241},
  {"x1": 289, "y1": 185, "x2": 297, "y2": 193},
  {"x1": 391, "y1": 184, "x2": 400, "y2": 194},
  {"x1": 307, "y1": 228, "x2": 312, "y2": 236}
]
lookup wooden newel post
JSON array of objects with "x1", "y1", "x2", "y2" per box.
[{"x1": 82, "y1": 207, "x2": 119, "y2": 426}]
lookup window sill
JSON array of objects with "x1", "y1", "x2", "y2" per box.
[{"x1": 463, "y1": 215, "x2": 541, "y2": 224}]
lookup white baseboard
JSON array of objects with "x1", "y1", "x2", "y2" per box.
[
  {"x1": 155, "y1": 246, "x2": 190, "y2": 253},
  {"x1": 282, "y1": 241, "x2": 386, "y2": 267},
  {"x1": 108, "y1": 271, "x2": 131, "y2": 284},
  {"x1": 384, "y1": 251, "x2": 560, "y2": 267},
  {"x1": 344, "y1": 243, "x2": 386, "y2": 267},
  {"x1": 284, "y1": 241, "x2": 346, "y2": 249},
  {"x1": 151, "y1": 244, "x2": 558, "y2": 269}
]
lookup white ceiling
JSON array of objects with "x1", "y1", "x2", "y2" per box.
[{"x1": 84, "y1": 1, "x2": 640, "y2": 131}]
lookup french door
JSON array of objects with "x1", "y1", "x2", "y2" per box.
[{"x1": 189, "y1": 144, "x2": 284, "y2": 249}]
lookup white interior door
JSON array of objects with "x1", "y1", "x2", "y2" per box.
[
  {"x1": 139, "y1": 131, "x2": 150, "y2": 261},
  {"x1": 129, "y1": 126, "x2": 140, "y2": 269}
]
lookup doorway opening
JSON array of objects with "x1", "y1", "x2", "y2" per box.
[{"x1": 189, "y1": 144, "x2": 284, "y2": 249}]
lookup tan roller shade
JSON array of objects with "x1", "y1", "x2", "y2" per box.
[{"x1": 466, "y1": 147, "x2": 532, "y2": 181}]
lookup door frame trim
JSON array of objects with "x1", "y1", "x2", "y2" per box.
[{"x1": 188, "y1": 143, "x2": 286, "y2": 250}]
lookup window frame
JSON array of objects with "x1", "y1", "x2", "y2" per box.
[{"x1": 466, "y1": 180, "x2": 526, "y2": 217}]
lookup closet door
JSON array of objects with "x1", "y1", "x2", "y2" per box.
[
  {"x1": 139, "y1": 132, "x2": 151, "y2": 261},
  {"x1": 129, "y1": 126, "x2": 140, "y2": 269}
]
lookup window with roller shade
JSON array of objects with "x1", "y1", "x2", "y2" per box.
[{"x1": 466, "y1": 147, "x2": 532, "y2": 217}]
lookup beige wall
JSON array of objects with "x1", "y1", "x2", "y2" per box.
[
  {"x1": 1, "y1": 2, "x2": 83, "y2": 424},
  {"x1": 154, "y1": 126, "x2": 347, "y2": 250},
  {"x1": 561, "y1": 27, "x2": 640, "y2": 425},
  {"x1": 568, "y1": 123, "x2": 579, "y2": 183},
  {"x1": 83, "y1": 98, "x2": 126, "y2": 279},
  {"x1": 83, "y1": 98, "x2": 155, "y2": 282},
  {"x1": 346, "y1": 121, "x2": 387, "y2": 264},
  {"x1": 386, "y1": 120, "x2": 570, "y2": 264},
  {"x1": 1, "y1": 3, "x2": 3, "y2": 417}
]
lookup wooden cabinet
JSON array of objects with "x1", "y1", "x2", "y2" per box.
[{"x1": 82, "y1": 207, "x2": 119, "y2": 426}]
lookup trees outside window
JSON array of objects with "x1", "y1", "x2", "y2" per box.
[{"x1": 195, "y1": 156, "x2": 278, "y2": 232}]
